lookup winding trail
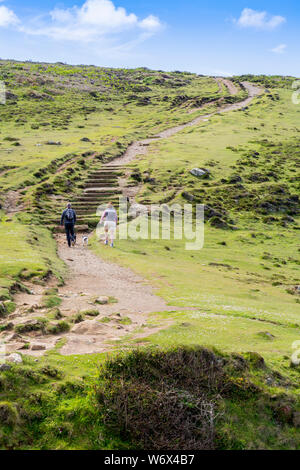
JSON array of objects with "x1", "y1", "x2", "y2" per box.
[
  {"x1": 2, "y1": 80, "x2": 263, "y2": 356},
  {"x1": 109, "y1": 82, "x2": 262, "y2": 167}
]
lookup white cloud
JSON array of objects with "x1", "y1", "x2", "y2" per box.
[
  {"x1": 271, "y1": 44, "x2": 287, "y2": 54},
  {"x1": 139, "y1": 15, "x2": 161, "y2": 31},
  {"x1": 235, "y1": 8, "x2": 286, "y2": 30},
  {"x1": 28, "y1": 0, "x2": 162, "y2": 41},
  {"x1": 0, "y1": 0, "x2": 162, "y2": 59},
  {"x1": 0, "y1": 4, "x2": 19, "y2": 27}
]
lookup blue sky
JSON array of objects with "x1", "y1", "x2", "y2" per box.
[{"x1": 0, "y1": 0, "x2": 299, "y2": 75}]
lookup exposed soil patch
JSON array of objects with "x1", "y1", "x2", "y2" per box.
[{"x1": 2, "y1": 191, "x2": 24, "y2": 215}]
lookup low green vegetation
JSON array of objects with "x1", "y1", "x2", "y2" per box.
[
  {"x1": 0, "y1": 220, "x2": 65, "y2": 313},
  {"x1": 1, "y1": 347, "x2": 299, "y2": 450}
]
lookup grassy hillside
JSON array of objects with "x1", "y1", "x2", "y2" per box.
[
  {"x1": 0, "y1": 60, "x2": 228, "y2": 298},
  {"x1": 0, "y1": 62, "x2": 299, "y2": 449},
  {"x1": 92, "y1": 79, "x2": 300, "y2": 371}
]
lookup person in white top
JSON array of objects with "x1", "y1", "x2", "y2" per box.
[{"x1": 100, "y1": 202, "x2": 118, "y2": 248}]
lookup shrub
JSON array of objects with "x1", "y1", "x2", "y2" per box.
[{"x1": 94, "y1": 347, "x2": 228, "y2": 450}]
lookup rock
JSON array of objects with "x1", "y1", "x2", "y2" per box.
[
  {"x1": 282, "y1": 216, "x2": 295, "y2": 223},
  {"x1": 80, "y1": 137, "x2": 91, "y2": 142},
  {"x1": 31, "y1": 344, "x2": 46, "y2": 351},
  {"x1": 210, "y1": 216, "x2": 229, "y2": 229},
  {"x1": 27, "y1": 304, "x2": 40, "y2": 313},
  {"x1": 71, "y1": 320, "x2": 104, "y2": 335},
  {"x1": 5, "y1": 91, "x2": 18, "y2": 101},
  {"x1": 6, "y1": 353, "x2": 23, "y2": 364},
  {"x1": 204, "y1": 205, "x2": 222, "y2": 220},
  {"x1": 228, "y1": 175, "x2": 243, "y2": 184},
  {"x1": 5, "y1": 333, "x2": 23, "y2": 342},
  {"x1": 257, "y1": 331, "x2": 275, "y2": 341},
  {"x1": 45, "y1": 141, "x2": 62, "y2": 146},
  {"x1": 190, "y1": 168, "x2": 210, "y2": 179},
  {"x1": 182, "y1": 192, "x2": 194, "y2": 202},
  {"x1": 95, "y1": 296, "x2": 109, "y2": 305},
  {"x1": 0, "y1": 364, "x2": 12, "y2": 372}
]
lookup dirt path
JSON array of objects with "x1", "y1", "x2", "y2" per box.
[
  {"x1": 218, "y1": 78, "x2": 239, "y2": 95},
  {"x1": 3, "y1": 80, "x2": 263, "y2": 357},
  {"x1": 3, "y1": 234, "x2": 176, "y2": 356},
  {"x1": 56, "y1": 235, "x2": 176, "y2": 355}
]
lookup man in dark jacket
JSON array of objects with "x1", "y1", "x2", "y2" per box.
[{"x1": 61, "y1": 203, "x2": 77, "y2": 247}]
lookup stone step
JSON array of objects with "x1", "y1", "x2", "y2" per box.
[
  {"x1": 87, "y1": 180, "x2": 118, "y2": 184},
  {"x1": 103, "y1": 165, "x2": 124, "y2": 169},
  {"x1": 84, "y1": 189, "x2": 122, "y2": 194},
  {"x1": 74, "y1": 196, "x2": 120, "y2": 202},
  {"x1": 76, "y1": 203, "x2": 121, "y2": 209},
  {"x1": 50, "y1": 224, "x2": 90, "y2": 233},
  {"x1": 89, "y1": 175, "x2": 120, "y2": 179},
  {"x1": 90, "y1": 171, "x2": 121, "y2": 175}
]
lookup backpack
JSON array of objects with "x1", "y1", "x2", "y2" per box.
[{"x1": 65, "y1": 209, "x2": 74, "y2": 222}]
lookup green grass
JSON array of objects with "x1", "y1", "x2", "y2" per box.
[{"x1": 0, "y1": 220, "x2": 65, "y2": 311}]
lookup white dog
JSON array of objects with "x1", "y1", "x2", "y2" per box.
[{"x1": 82, "y1": 236, "x2": 89, "y2": 247}]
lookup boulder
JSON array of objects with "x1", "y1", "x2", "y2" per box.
[
  {"x1": 71, "y1": 320, "x2": 104, "y2": 335},
  {"x1": 228, "y1": 175, "x2": 243, "y2": 184},
  {"x1": 204, "y1": 205, "x2": 222, "y2": 220},
  {"x1": 210, "y1": 216, "x2": 229, "y2": 229},
  {"x1": 31, "y1": 344, "x2": 46, "y2": 351},
  {"x1": 0, "y1": 364, "x2": 12, "y2": 372},
  {"x1": 6, "y1": 353, "x2": 23, "y2": 364},
  {"x1": 80, "y1": 137, "x2": 91, "y2": 142},
  {"x1": 5, "y1": 333, "x2": 23, "y2": 342},
  {"x1": 182, "y1": 192, "x2": 194, "y2": 202},
  {"x1": 190, "y1": 168, "x2": 210, "y2": 179},
  {"x1": 95, "y1": 296, "x2": 109, "y2": 305},
  {"x1": 45, "y1": 141, "x2": 62, "y2": 146}
]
